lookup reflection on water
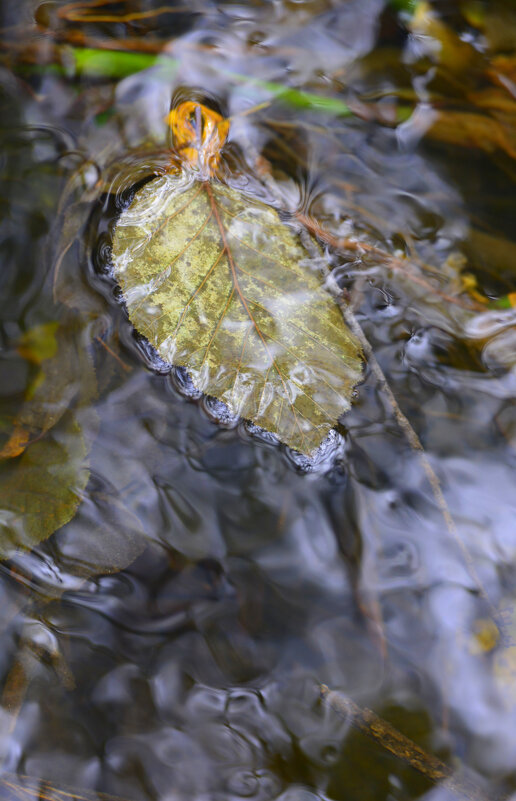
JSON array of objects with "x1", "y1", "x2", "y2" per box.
[{"x1": 1, "y1": 0, "x2": 516, "y2": 800}]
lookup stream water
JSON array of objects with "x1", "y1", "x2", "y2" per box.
[{"x1": 1, "y1": 1, "x2": 516, "y2": 800}]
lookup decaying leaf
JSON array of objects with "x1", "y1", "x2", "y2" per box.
[
  {"x1": 111, "y1": 101, "x2": 363, "y2": 455},
  {"x1": 112, "y1": 173, "x2": 362, "y2": 454}
]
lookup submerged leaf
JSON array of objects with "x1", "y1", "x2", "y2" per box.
[
  {"x1": 0, "y1": 412, "x2": 89, "y2": 559},
  {"x1": 427, "y1": 110, "x2": 516, "y2": 160},
  {"x1": 0, "y1": 321, "x2": 98, "y2": 557},
  {"x1": 112, "y1": 172, "x2": 362, "y2": 454},
  {"x1": 0, "y1": 323, "x2": 96, "y2": 460},
  {"x1": 17, "y1": 322, "x2": 60, "y2": 364},
  {"x1": 409, "y1": 1, "x2": 484, "y2": 76},
  {"x1": 51, "y1": 488, "x2": 147, "y2": 578}
]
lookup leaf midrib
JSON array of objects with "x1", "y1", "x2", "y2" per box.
[{"x1": 203, "y1": 182, "x2": 307, "y2": 446}]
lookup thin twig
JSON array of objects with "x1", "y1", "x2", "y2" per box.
[
  {"x1": 0, "y1": 772, "x2": 132, "y2": 801},
  {"x1": 240, "y1": 132, "x2": 503, "y2": 634},
  {"x1": 94, "y1": 336, "x2": 132, "y2": 372},
  {"x1": 297, "y1": 213, "x2": 485, "y2": 312},
  {"x1": 320, "y1": 685, "x2": 507, "y2": 801},
  {"x1": 339, "y1": 302, "x2": 503, "y2": 631},
  {"x1": 230, "y1": 101, "x2": 272, "y2": 120}
]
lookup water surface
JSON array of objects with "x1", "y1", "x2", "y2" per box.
[{"x1": 1, "y1": 1, "x2": 516, "y2": 800}]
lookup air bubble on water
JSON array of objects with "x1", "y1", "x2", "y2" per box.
[
  {"x1": 170, "y1": 365, "x2": 203, "y2": 398},
  {"x1": 285, "y1": 428, "x2": 345, "y2": 474},
  {"x1": 134, "y1": 336, "x2": 173, "y2": 375},
  {"x1": 201, "y1": 395, "x2": 239, "y2": 427},
  {"x1": 242, "y1": 420, "x2": 281, "y2": 449}
]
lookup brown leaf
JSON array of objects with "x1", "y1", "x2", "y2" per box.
[{"x1": 427, "y1": 110, "x2": 516, "y2": 160}]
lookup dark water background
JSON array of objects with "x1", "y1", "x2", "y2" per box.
[{"x1": 1, "y1": 1, "x2": 516, "y2": 800}]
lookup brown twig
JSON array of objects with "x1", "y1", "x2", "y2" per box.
[
  {"x1": 0, "y1": 773, "x2": 132, "y2": 801},
  {"x1": 338, "y1": 302, "x2": 504, "y2": 633},
  {"x1": 94, "y1": 336, "x2": 132, "y2": 372},
  {"x1": 320, "y1": 685, "x2": 507, "y2": 801},
  {"x1": 57, "y1": 0, "x2": 189, "y2": 24},
  {"x1": 296, "y1": 213, "x2": 486, "y2": 312}
]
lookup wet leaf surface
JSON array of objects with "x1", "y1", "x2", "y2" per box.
[
  {"x1": 0, "y1": 0, "x2": 516, "y2": 800},
  {"x1": 112, "y1": 173, "x2": 363, "y2": 454}
]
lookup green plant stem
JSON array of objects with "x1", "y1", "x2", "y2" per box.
[
  {"x1": 387, "y1": 0, "x2": 418, "y2": 16},
  {"x1": 12, "y1": 44, "x2": 353, "y2": 115}
]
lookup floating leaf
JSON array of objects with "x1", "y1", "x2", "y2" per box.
[{"x1": 112, "y1": 171, "x2": 362, "y2": 454}]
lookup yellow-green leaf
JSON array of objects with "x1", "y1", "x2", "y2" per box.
[
  {"x1": 0, "y1": 323, "x2": 96, "y2": 460},
  {"x1": 0, "y1": 412, "x2": 89, "y2": 559},
  {"x1": 112, "y1": 172, "x2": 363, "y2": 454},
  {"x1": 17, "y1": 321, "x2": 60, "y2": 365},
  {"x1": 0, "y1": 322, "x2": 98, "y2": 557}
]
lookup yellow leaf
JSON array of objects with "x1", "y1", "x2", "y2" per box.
[
  {"x1": 0, "y1": 426, "x2": 31, "y2": 460},
  {"x1": 165, "y1": 101, "x2": 230, "y2": 176},
  {"x1": 469, "y1": 618, "x2": 500, "y2": 654},
  {"x1": 17, "y1": 322, "x2": 59, "y2": 365},
  {"x1": 112, "y1": 172, "x2": 363, "y2": 454}
]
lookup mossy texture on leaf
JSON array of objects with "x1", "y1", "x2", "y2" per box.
[{"x1": 112, "y1": 172, "x2": 362, "y2": 454}]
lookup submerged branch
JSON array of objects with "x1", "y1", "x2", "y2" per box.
[
  {"x1": 339, "y1": 302, "x2": 505, "y2": 637},
  {"x1": 320, "y1": 685, "x2": 507, "y2": 801},
  {"x1": 297, "y1": 213, "x2": 486, "y2": 312},
  {"x1": 241, "y1": 130, "x2": 503, "y2": 631},
  {"x1": 0, "y1": 773, "x2": 133, "y2": 801}
]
